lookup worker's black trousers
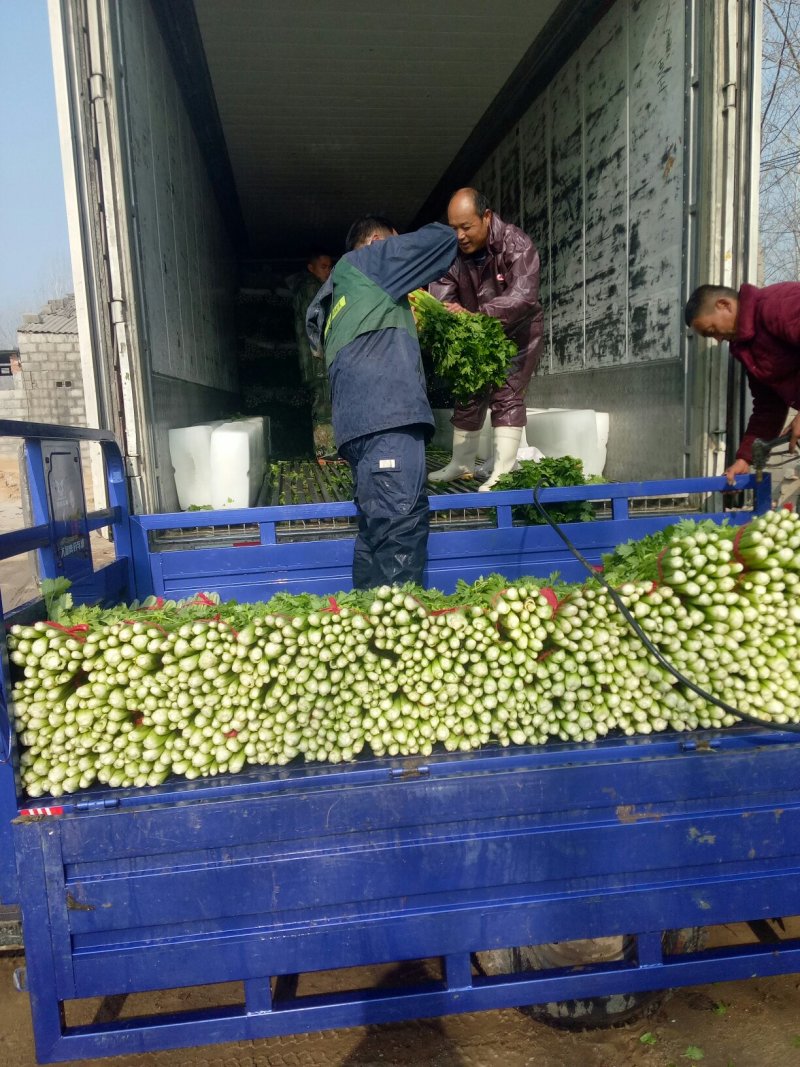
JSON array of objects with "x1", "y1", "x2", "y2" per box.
[{"x1": 339, "y1": 425, "x2": 430, "y2": 590}]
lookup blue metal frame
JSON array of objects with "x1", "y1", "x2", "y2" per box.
[
  {"x1": 12, "y1": 730, "x2": 800, "y2": 1062},
  {"x1": 0, "y1": 421, "x2": 133, "y2": 905},
  {"x1": 130, "y1": 476, "x2": 770, "y2": 603},
  {"x1": 0, "y1": 418, "x2": 793, "y2": 1065}
]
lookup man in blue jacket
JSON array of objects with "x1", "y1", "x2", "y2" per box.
[{"x1": 307, "y1": 215, "x2": 457, "y2": 589}]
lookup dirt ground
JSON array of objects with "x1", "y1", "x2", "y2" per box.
[
  {"x1": 3, "y1": 927, "x2": 800, "y2": 1067},
  {"x1": 2, "y1": 456, "x2": 800, "y2": 1066}
]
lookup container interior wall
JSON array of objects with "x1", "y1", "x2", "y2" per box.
[
  {"x1": 471, "y1": 0, "x2": 687, "y2": 480},
  {"x1": 117, "y1": 0, "x2": 240, "y2": 512}
]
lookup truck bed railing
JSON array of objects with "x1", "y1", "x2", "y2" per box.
[{"x1": 130, "y1": 476, "x2": 771, "y2": 603}]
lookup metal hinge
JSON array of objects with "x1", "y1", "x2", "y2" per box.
[
  {"x1": 74, "y1": 796, "x2": 121, "y2": 812},
  {"x1": 110, "y1": 299, "x2": 126, "y2": 326},
  {"x1": 89, "y1": 72, "x2": 105, "y2": 101},
  {"x1": 722, "y1": 82, "x2": 737, "y2": 110},
  {"x1": 125, "y1": 455, "x2": 141, "y2": 478}
]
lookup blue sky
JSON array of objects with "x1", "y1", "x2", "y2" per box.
[{"x1": 0, "y1": 0, "x2": 71, "y2": 345}]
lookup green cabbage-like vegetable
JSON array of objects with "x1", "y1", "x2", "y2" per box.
[{"x1": 411, "y1": 289, "x2": 516, "y2": 403}]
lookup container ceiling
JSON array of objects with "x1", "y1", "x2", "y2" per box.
[{"x1": 192, "y1": 0, "x2": 561, "y2": 258}]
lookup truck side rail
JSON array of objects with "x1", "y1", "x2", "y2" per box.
[
  {"x1": 0, "y1": 419, "x2": 135, "y2": 613},
  {"x1": 0, "y1": 421, "x2": 135, "y2": 903},
  {"x1": 130, "y1": 476, "x2": 771, "y2": 602}
]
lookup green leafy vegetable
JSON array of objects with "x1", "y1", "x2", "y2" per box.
[
  {"x1": 40, "y1": 578, "x2": 73, "y2": 623},
  {"x1": 411, "y1": 289, "x2": 516, "y2": 403},
  {"x1": 494, "y1": 456, "x2": 602, "y2": 525},
  {"x1": 683, "y1": 1047, "x2": 704, "y2": 1061}
]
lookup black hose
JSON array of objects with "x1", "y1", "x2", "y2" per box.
[{"x1": 531, "y1": 480, "x2": 800, "y2": 735}]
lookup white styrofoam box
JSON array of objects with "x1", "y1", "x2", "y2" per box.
[
  {"x1": 525, "y1": 409, "x2": 608, "y2": 476},
  {"x1": 168, "y1": 421, "x2": 226, "y2": 510},
  {"x1": 209, "y1": 418, "x2": 269, "y2": 510},
  {"x1": 433, "y1": 408, "x2": 610, "y2": 471},
  {"x1": 594, "y1": 411, "x2": 610, "y2": 452}
]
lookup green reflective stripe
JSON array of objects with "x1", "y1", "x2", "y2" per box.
[
  {"x1": 323, "y1": 260, "x2": 416, "y2": 368},
  {"x1": 324, "y1": 295, "x2": 347, "y2": 339}
]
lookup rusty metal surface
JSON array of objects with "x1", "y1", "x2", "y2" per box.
[{"x1": 481, "y1": 0, "x2": 689, "y2": 476}]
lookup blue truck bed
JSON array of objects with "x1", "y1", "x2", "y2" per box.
[{"x1": 2, "y1": 421, "x2": 799, "y2": 1064}]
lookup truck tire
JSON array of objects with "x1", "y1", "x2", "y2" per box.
[{"x1": 476, "y1": 928, "x2": 705, "y2": 1030}]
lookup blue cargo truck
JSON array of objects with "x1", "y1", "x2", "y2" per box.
[
  {"x1": 11, "y1": 0, "x2": 785, "y2": 1059},
  {"x1": 3, "y1": 420, "x2": 800, "y2": 1063}
]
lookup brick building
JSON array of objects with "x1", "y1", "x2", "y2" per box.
[
  {"x1": 0, "y1": 296, "x2": 87, "y2": 461},
  {"x1": 0, "y1": 348, "x2": 28, "y2": 428},
  {"x1": 15, "y1": 295, "x2": 86, "y2": 426}
]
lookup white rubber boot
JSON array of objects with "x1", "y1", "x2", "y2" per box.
[
  {"x1": 428, "y1": 428, "x2": 481, "y2": 482},
  {"x1": 478, "y1": 426, "x2": 524, "y2": 492}
]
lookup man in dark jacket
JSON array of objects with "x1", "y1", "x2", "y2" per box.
[
  {"x1": 429, "y1": 188, "x2": 543, "y2": 491},
  {"x1": 291, "y1": 252, "x2": 334, "y2": 453},
  {"x1": 307, "y1": 215, "x2": 457, "y2": 589},
  {"x1": 685, "y1": 283, "x2": 800, "y2": 483}
]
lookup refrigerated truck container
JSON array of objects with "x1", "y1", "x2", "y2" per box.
[{"x1": 48, "y1": 0, "x2": 761, "y2": 514}]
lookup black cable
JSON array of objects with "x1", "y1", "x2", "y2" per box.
[
  {"x1": 761, "y1": 451, "x2": 797, "y2": 470},
  {"x1": 530, "y1": 479, "x2": 800, "y2": 735}
]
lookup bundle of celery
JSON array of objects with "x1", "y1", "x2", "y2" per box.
[
  {"x1": 8, "y1": 509, "x2": 800, "y2": 798},
  {"x1": 410, "y1": 289, "x2": 516, "y2": 403}
]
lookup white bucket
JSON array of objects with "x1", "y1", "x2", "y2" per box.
[
  {"x1": 209, "y1": 418, "x2": 269, "y2": 509},
  {"x1": 168, "y1": 422, "x2": 226, "y2": 510}
]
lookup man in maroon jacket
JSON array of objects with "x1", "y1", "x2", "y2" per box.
[
  {"x1": 429, "y1": 188, "x2": 543, "y2": 491},
  {"x1": 685, "y1": 283, "x2": 800, "y2": 483}
]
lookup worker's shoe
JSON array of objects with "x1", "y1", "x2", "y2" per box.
[
  {"x1": 478, "y1": 426, "x2": 524, "y2": 492},
  {"x1": 428, "y1": 428, "x2": 481, "y2": 482}
]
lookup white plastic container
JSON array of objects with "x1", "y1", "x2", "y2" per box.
[
  {"x1": 529, "y1": 407, "x2": 610, "y2": 475},
  {"x1": 525, "y1": 409, "x2": 608, "y2": 477},
  {"x1": 168, "y1": 421, "x2": 225, "y2": 510},
  {"x1": 429, "y1": 407, "x2": 609, "y2": 475},
  {"x1": 209, "y1": 417, "x2": 269, "y2": 509},
  {"x1": 594, "y1": 411, "x2": 610, "y2": 467}
]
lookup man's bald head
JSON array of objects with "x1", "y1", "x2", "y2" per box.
[{"x1": 447, "y1": 188, "x2": 492, "y2": 255}]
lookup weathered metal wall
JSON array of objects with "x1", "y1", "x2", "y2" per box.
[
  {"x1": 119, "y1": 0, "x2": 238, "y2": 393},
  {"x1": 116, "y1": 0, "x2": 239, "y2": 509},
  {"x1": 472, "y1": 0, "x2": 687, "y2": 479}
]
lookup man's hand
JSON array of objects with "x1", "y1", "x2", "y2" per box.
[
  {"x1": 724, "y1": 458, "x2": 750, "y2": 485},
  {"x1": 443, "y1": 301, "x2": 467, "y2": 314},
  {"x1": 783, "y1": 411, "x2": 800, "y2": 452}
]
